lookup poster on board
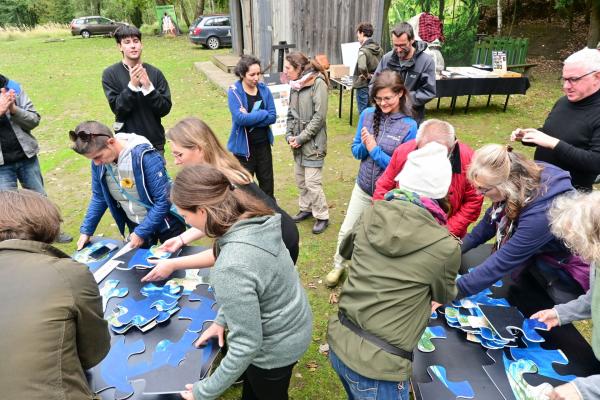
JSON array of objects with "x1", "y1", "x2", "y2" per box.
[
  {"x1": 341, "y1": 41, "x2": 361, "y2": 76},
  {"x1": 268, "y1": 84, "x2": 291, "y2": 136}
]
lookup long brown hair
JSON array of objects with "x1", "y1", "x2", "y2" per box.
[
  {"x1": 285, "y1": 51, "x2": 330, "y2": 86},
  {"x1": 166, "y1": 117, "x2": 252, "y2": 185},
  {"x1": 0, "y1": 189, "x2": 61, "y2": 243},
  {"x1": 370, "y1": 70, "x2": 413, "y2": 135},
  {"x1": 171, "y1": 165, "x2": 273, "y2": 239}
]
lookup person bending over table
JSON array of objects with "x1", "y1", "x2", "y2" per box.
[
  {"x1": 71, "y1": 120, "x2": 185, "y2": 250},
  {"x1": 531, "y1": 191, "x2": 600, "y2": 400},
  {"x1": 457, "y1": 144, "x2": 589, "y2": 303},
  {"x1": 171, "y1": 165, "x2": 312, "y2": 400},
  {"x1": 142, "y1": 117, "x2": 299, "y2": 282},
  {"x1": 0, "y1": 189, "x2": 110, "y2": 399}
]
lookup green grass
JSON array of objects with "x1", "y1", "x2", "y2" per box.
[{"x1": 0, "y1": 31, "x2": 590, "y2": 398}]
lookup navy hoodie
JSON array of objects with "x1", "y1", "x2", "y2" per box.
[{"x1": 457, "y1": 163, "x2": 575, "y2": 296}]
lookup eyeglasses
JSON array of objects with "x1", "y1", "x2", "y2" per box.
[
  {"x1": 172, "y1": 151, "x2": 183, "y2": 159},
  {"x1": 373, "y1": 94, "x2": 399, "y2": 104},
  {"x1": 475, "y1": 185, "x2": 494, "y2": 195},
  {"x1": 69, "y1": 130, "x2": 111, "y2": 142},
  {"x1": 560, "y1": 70, "x2": 598, "y2": 85}
]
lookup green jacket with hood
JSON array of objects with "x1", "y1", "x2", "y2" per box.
[
  {"x1": 327, "y1": 199, "x2": 461, "y2": 382},
  {"x1": 193, "y1": 214, "x2": 312, "y2": 400},
  {"x1": 353, "y1": 38, "x2": 384, "y2": 88}
]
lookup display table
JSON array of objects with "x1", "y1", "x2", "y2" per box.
[
  {"x1": 412, "y1": 255, "x2": 600, "y2": 399},
  {"x1": 78, "y1": 240, "x2": 219, "y2": 400},
  {"x1": 330, "y1": 77, "x2": 356, "y2": 126}
]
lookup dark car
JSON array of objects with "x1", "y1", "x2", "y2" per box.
[
  {"x1": 70, "y1": 16, "x2": 128, "y2": 38},
  {"x1": 188, "y1": 15, "x2": 232, "y2": 49}
]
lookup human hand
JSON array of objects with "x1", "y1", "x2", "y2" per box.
[
  {"x1": 129, "y1": 64, "x2": 143, "y2": 87},
  {"x1": 128, "y1": 232, "x2": 144, "y2": 249},
  {"x1": 431, "y1": 301, "x2": 443, "y2": 313},
  {"x1": 519, "y1": 128, "x2": 560, "y2": 149},
  {"x1": 77, "y1": 234, "x2": 91, "y2": 250},
  {"x1": 360, "y1": 127, "x2": 371, "y2": 144},
  {"x1": 141, "y1": 259, "x2": 175, "y2": 282},
  {"x1": 195, "y1": 322, "x2": 225, "y2": 348},
  {"x1": 139, "y1": 67, "x2": 151, "y2": 90},
  {"x1": 549, "y1": 383, "x2": 581, "y2": 400},
  {"x1": 160, "y1": 236, "x2": 185, "y2": 253},
  {"x1": 510, "y1": 128, "x2": 526, "y2": 142},
  {"x1": 530, "y1": 308, "x2": 559, "y2": 330},
  {"x1": 0, "y1": 88, "x2": 12, "y2": 115},
  {"x1": 289, "y1": 137, "x2": 301, "y2": 149},
  {"x1": 180, "y1": 384, "x2": 195, "y2": 400},
  {"x1": 239, "y1": 106, "x2": 247, "y2": 114}
]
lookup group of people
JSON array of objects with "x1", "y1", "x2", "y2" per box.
[{"x1": 1, "y1": 20, "x2": 600, "y2": 400}]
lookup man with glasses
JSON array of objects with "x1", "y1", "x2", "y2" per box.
[
  {"x1": 102, "y1": 25, "x2": 172, "y2": 155},
  {"x1": 371, "y1": 22, "x2": 436, "y2": 123},
  {"x1": 70, "y1": 120, "x2": 185, "y2": 250},
  {"x1": 373, "y1": 119, "x2": 483, "y2": 239},
  {"x1": 511, "y1": 47, "x2": 600, "y2": 191},
  {"x1": 0, "y1": 74, "x2": 72, "y2": 243}
]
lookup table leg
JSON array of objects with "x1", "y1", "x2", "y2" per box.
[
  {"x1": 437, "y1": 97, "x2": 441, "y2": 109},
  {"x1": 464, "y1": 95, "x2": 472, "y2": 114},
  {"x1": 487, "y1": 94, "x2": 492, "y2": 107},
  {"x1": 338, "y1": 84, "x2": 342, "y2": 118},
  {"x1": 504, "y1": 95, "x2": 510, "y2": 112},
  {"x1": 451, "y1": 96, "x2": 457, "y2": 115},
  {"x1": 350, "y1": 88, "x2": 354, "y2": 126}
]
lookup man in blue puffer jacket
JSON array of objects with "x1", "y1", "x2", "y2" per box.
[{"x1": 71, "y1": 120, "x2": 185, "y2": 250}]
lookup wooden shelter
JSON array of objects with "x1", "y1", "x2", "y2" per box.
[{"x1": 229, "y1": 0, "x2": 386, "y2": 70}]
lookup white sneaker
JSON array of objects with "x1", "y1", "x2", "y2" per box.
[{"x1": 326, "y1": 267, "x2": 344, "y2": 287}]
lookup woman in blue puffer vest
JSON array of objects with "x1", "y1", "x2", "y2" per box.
[{"x1": 326, "y1": 70, "x2": 418, "y2": 287}]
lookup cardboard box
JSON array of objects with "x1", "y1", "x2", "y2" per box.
[{"x1": 329, "y1": 64, "x2": 350, "y2": 79}]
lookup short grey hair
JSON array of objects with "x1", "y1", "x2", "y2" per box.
[
  {"x1": 549, "y1": 191, "x2": 600, "y2": 264},
  {"x1": 416, "y1": 119, "x2": 456, "y2": 148},
  {"x1": 563, "y1": 47, "x2": 600, "y2": 72}
]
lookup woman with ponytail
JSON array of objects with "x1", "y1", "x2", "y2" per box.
[
  {"x1": 284, "y1": 51, "x2": 331, "y2": 234},
  {"x1": 176, "y1": 165, "x2": 312, "y2": 400},
  {"x1": 326, "y1": 69, "x2": 417, "y2": 287}
]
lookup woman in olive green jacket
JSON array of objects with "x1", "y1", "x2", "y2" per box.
[
  {"x1": 0, "y1": 189, "x2": 110, "y2": 400},
  {"x1": 284, "y1": 51, "x2": 330, "y2": 234}
]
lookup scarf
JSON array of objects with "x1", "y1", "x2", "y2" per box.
[
  {"x1": 289, "y1": 70, "x2": 318, "y2": 91},
  {"x1": 384, "y1": 188, "x2": 448, "y2": 225},
  {"x1": 490, "y1": 202, "x2": 514, "y2": 251}
]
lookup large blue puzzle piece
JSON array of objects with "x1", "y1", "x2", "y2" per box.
[
  {"x1": 100, "y1": 279, "x2": 129, "y2": 312},
  {"x1": 427, "y1": 365, "x2": 475, "y2": 398},
  {"x1": 452, "y1": 288, "x2": 510, "y2": 308},
  {"x1": 72, "y1": 239, "x2": 122, "y2": 273},
  {"x1": 418, "y1": 326, "x2": 447, "y2": 352},
  {"x1": 503, "y1": 353, "x2": 554, "y2": 399},
  {"x1": 516, "y1": 319, "x2": 549, "y2": 343},
  {"x1": 510, "y1": 339, "x2": 576, "y2": 382},
  {"x1": 116, "y1": 246, "x2": 177, "y2": 271},
  {"x1": 178, "y1": 296, "x2": 217, "y2": 332}
]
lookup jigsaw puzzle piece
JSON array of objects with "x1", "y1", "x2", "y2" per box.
[
  {"x1": 178, "y1": 296, "x2": 217, "y2": 332},
  {"x1": 420, "y1": 365, "x2": 475, "y2": 399},
  {"x1": 479, "y1": 305, "x2": 524, "y2": 342},
  {"x1": 510, "y1": 339, "x2": 576, "y2": 382},
  {"x1": 114, "y1": 298, "x2": 160, "y2": 328},
  {"x1": 515, "y1": 319, "x2": 549, "y2": 343},
  {"x1": 431, "y1": 310, "x2": 438, "y2": 319},
  {"x1": 482, "y1": 349, "x2": 518, "y2": 400},
  {"x1": 418, "y1": 326, "x2": 447, "y2": 352},
  {"x1": 503, "y1": 353, "x2": 554, "y2": 399},
  {"x1": 100, "y1": 279, "x2": 128, "y2": 312}
]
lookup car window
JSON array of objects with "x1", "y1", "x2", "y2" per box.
[
  {"x1": 98, "y1": 18, "x2": 111, "y2": 24},
  {"x1": 75, "y1": 18, "x2": 84, "y2": 24},
  {"x1": 204, "y1": 18, "x2": 217, "y2": 27},
  {"x1": 86, "y1": 18, "x2": 99, "y2": 25},
  {"x1": 223, "y1": 17, "x2": 231, "y2": 26}
]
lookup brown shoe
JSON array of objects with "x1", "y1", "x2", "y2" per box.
[
  {"x1": 292, "y1": 210, "x2": 313, "y2": 222},
  {"x1": 312, "y1": 219, "x2": 329, "y2": 234}
]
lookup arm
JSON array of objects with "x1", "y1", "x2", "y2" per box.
[
  {"x1": 132, "y1": 151, "x2": 171, "y2": 241},
  {"x1": 430, "y1": 244, "x2": 461, "y2": 304},
  {"x1": 460, "y1": 207, "x2": 496, "y2": 254},
  {"x1": 80, "y1": 165, "x2": 108, "y2": 236},
  {"x1": 339, "y1": 218, "x2": 361, "y2": 260},
  {"x1": 256, "y1": 85, "x2": 277, "y2": 127},
  {"x1": 351, "y1": 110, "x2": 369, "y2": 160},
  {"x1": 410, "y1": 58, "x2": 437, "y2": 107},
  {"x1": 457, "y1": 206, "x2": 556, "y2": 296},
  {"x1": 571, "y1": 375, "x2": 600, "y2": 400},
  {"x1": 554, "y1": 288, "x2": 593, "y2": 326},
  {"x1": 102, "y1": 68, "x2": 137, "y2": 120},
  {"x1": 143, "y1": 248, "x2": 216, "y2": 282},
  {"x1": 142, "y1": 69, "x2": 172, "y2": 118},
  {"x1": 227, "y1": 88, "x2": 271, "y2": 127},
  {"x1": 447, "y1": 176, "x2": 484, "y2": 238},
  {"x1": 552, "y1": 128, "x2": 600, "y2": 174},
  {"x1": 69, "y1": 264, "x2": 110, "y2": 369},
  {"x1": 11, "y1": 89, "x2": 40, "y2": 131},
  {"x1": 356, "y1": 50, "x2": 368, "y2": 78},
  {"x1": 192, "y1": 266, "x2": 263, "y2": 400},
  {"x1": 295, "y1": 79, "x2": 328, "y2": 145},
  {"x1": 373, "y1": 145, "x2": 408, "y2": 200}
]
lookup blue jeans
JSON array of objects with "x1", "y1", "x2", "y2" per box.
[
  {"x1": 0, "y1": 156, "x2": 46, "y2": 195},
  {"x1": 356, "y1": 87, "x2": 370, "y2": 116},
  {"x1": 329, "y1": 349, "x2": 410, "y2": 400}
]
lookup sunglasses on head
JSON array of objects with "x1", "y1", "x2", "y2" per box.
[{"x1": 69, "y1": 130, "x2": 112, "y2": 142}]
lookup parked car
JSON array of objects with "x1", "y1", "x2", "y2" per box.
[
  {"x1": 188, "y1": 15, "x2": 232, "y2": 49},
  {"x1": 70, "y1": 16, "x2": 128, "y2": 38}
]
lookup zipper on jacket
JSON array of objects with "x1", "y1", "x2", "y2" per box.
[{"x1": 371, "y1": 115, "x2": 388, "y2": 195}]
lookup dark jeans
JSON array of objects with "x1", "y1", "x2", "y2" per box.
[
  {"x1": 240, "y1": 362, "x2": 296, "y2": 400},
  {"x1": 0, "y1": 156, "x2": 46, "y2": 194},
  {"x1": 237, "y1": 142, "x2": 274, "y2": 200},
  {"x1": 355, "y1": 87, "x2": 370, "y2": 115}
]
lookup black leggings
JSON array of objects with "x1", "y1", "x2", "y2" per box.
[
  {"x1": 240, "y1": 362, "x2": 296, "y2": 400},
  {"x1": 237, "y1": 142, "x2": 275, "y2": 200}
]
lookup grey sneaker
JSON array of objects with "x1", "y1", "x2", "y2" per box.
[{"x1": 55, "y1": 232, "x2": 73, "y2": 243}]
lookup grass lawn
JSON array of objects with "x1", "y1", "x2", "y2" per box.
[{"x1": 0, "y1": 31, "x2": 592, "y2": 398}]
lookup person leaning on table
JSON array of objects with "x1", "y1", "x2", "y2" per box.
[
  {"x1": 0, "y1": 189, "x2": 110, "y2": 400},
  {"x1": 531, "y1": 191, "x2": 600, "y2": 400}
]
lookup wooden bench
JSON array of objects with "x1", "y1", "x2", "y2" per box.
[{"x1": 472, "y1": 37, "x2": 538, "y2": 76}]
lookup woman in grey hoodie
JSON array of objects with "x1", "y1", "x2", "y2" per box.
[
  {"x1": 173, "y1": 165, "x2": 312, "y2": 400},
  {"x1": 532, "y1": 191, "x2": 600, "y2": 400}
]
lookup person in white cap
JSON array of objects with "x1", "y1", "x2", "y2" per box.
[{"x1": 327, "y1": 141, "x2": 461, "y2": 400}]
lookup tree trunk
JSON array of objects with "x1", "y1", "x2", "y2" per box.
[
  {"x1": 131, "y1": 7, "x2": 143, "y2": 28},
  {"x1": 588, "y1": 0, "x2": 600, "y2": 48},
  {"x1": 586, "y1": 0, "x2": 591, "y2": 24},
  {"x1": 497, "y1": 0, "x2": 502, "y2": 36},
  {"x1": 439, "y1": 0, "x2": 445, "y2": 23},
  {"x1": 179, "y1": 0, "x2": 191, "y2": 27},
  {"x1": 382, "y1": 0, "x2": 392, "y2": 52},
  {"x1": 508, "y1": 0, "x2": 517, "y2": 36},
  {"x1": 194, "y1": 0, "x2": 206, "y2": 18},
  {"x1": 568, "y1": 0, "x2": 574, "y2": 32}
]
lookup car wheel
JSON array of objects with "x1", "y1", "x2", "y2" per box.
[
  {"x1": 207, "y1": 36, "x2": 220, "y2": 50},
  {"x1": 81, "y1": 30, "x2": 91, "y2": 39}
]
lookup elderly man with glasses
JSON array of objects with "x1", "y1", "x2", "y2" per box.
[{"x1": 511, "y1": 47, "x2": 600, "y2": 191}]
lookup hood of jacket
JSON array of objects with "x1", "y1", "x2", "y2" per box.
[
  {"x1": 217, "y1": 214, "x2": 283, "y2": 257},
  {"x1": 116, "y1": 132, "x2": 153, "y2": 163},
  {"x1": 532, "y1": 162, "x2": 574, "y2": 208},
  {"x1": 362, "y1": 39, "x2": 384, "y2": 58},
  {"x1": 363, "y1": 199, "x2": 450, "y2": 258}
]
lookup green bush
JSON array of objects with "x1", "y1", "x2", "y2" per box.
[{"x1": 140, "y1": 22, "x2": 159, "y2": 36}]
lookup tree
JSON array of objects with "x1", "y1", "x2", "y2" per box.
[
  {"x1": 194, "y1": 0, "x2": 205, "y2": 18},
  {"x1": 497, "y1": 0, "x2": 503, "y2": 34},
  {"x1": 0, "y1": 0, "x2": 39, "y2": 26},
  {"x1": 589, "y1": 0, "x2": 600, "y2": 47}
]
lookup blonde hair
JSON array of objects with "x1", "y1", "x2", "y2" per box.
[
  {"x1": 468, "y1": 144, "x2": 543, "y2": 220},
  {"x1": 166, "y1": 117, "x2": 252, "y2": 185},
  {"x1": 0, "y1": 189, "x2": 61, "y2": 243},
  {"x1": 549, "y1": 191, "x2": 600, "y2": 264}
]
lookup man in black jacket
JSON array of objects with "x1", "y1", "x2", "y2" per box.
[
  {"x1": 102, "y1": 25, "x2": 172, "y2": 154},
  {"x1": 511, "y1": 47, "x2": 600, "y2": 191}
]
